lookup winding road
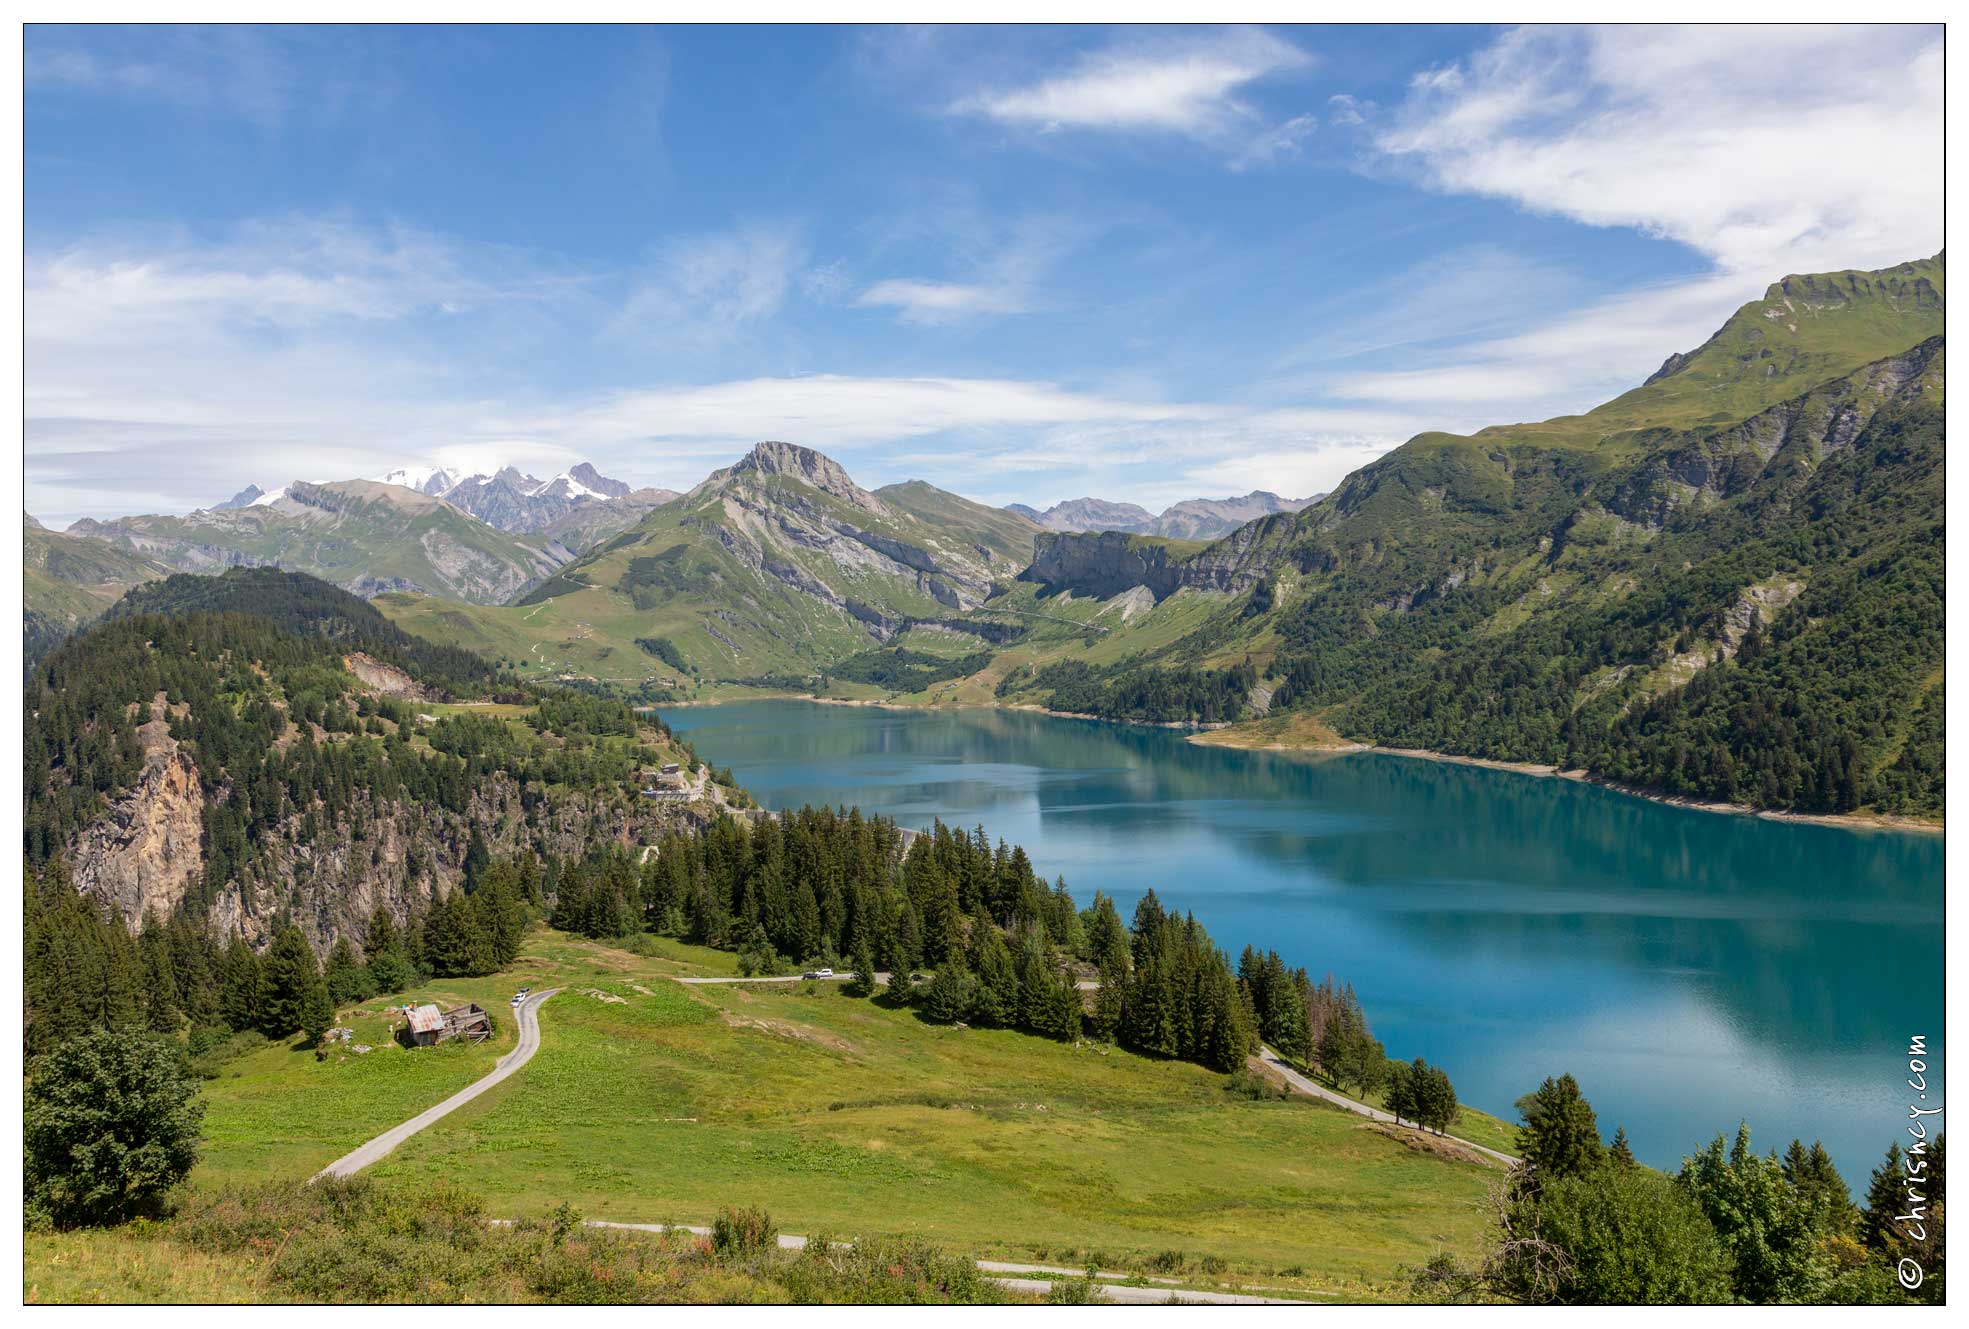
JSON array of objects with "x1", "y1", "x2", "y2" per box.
[
  {"x1": 306, "y1": 986, "x2": 1508, "y2": 1298},
  {"x1": 1255, "y1": 1044, "x2": 1520, "y2": 1167},
  {"x1": 311, "y1": 988, "x2": 561, "y2": 1182}
]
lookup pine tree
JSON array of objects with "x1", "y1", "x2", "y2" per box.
[
  {"x1": 258, "y1": 925, "x2": 327, "y2": 1042},
  {"x1": 845, "y1": 934, "x2": 877, "y2": 997},
  {"x1": 1089, "y1": 952, "x2": 1126, "y2": 1042},
  {"x1": 1515, "y1": 1073, "x2": 1607, "y2": 1186},
  {"x1": 325, "y1": 936, "x2": 375, "y2": 1006},
  {"x1": 137, "y1": 913, "x2": 181, "y2": 1035},
  {"x1": 1610, "y1": 1126, "x2": 1637, "y2": 1166},
  {"x1": 919, "y1": 962, "x2": 972, "y2": 1024},
  {"x1": 218, "y1": 937, "x2": 261, "y2": 1033}
]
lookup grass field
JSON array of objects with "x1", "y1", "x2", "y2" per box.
[{"x1": 165, "y1": 928, "x2": 1502, "y2": 1299}]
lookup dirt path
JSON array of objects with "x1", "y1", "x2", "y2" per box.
[{"x1": 311, "y1": 989, "x2": 560, "y2": 1181}]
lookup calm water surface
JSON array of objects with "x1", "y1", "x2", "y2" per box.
[{"x1": 664, "y1": 700, "x2": 1944, "y2": 1182}]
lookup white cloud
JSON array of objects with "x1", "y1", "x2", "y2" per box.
[
  {"x1": 1378, "y1": 24, "x2": 1941, "y2": 276},
  {"x1": 1324, "y1": 25, "x2": 1942, "y2": 425},
  {"x1": 856, "y1": 279, "x2": 1028, "y2": 322},
  {"x1": 1326, "y1": 269, "x2": 1789, "y2": 421},
  {"x1": 852, "y1": 208, "x2": 1087, "y2": 326},
  {"x1": 24, "y1": 220, "x2": 1430, "y2": 523},
  {"x1": 954, "y1": 28, "x2": 1309, "y2": 142}
]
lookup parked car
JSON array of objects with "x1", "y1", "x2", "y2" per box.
[{"x1": 802, "y1": 968, "x2": 835, "y2": 980}]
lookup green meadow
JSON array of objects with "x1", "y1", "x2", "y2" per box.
[{"x1": 179, "y1": 929, "x2": 1501, "y2": 1299}]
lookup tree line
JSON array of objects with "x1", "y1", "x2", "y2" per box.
[{"x1": 25, "y1": 851, "x2": 535, "y2": 1061}]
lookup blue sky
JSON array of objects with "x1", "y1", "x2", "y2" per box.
[{"x1": 25, "y1": 23, "x2": 1943, "y2": 525}]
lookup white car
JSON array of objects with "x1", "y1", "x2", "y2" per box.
[{"x1": 803, "y1": 968, "x2": 835, "y2": 980}]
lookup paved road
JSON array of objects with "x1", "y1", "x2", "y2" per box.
[
  {"x1": 674, "y1": 971, "x2": 884, "y2": 985},
  {"x1": 1255, "y1": 1044, "x2": 1520, "y2": 1167},
  {"x1": 575, "y1": 1221, "x2": 1309, "y2": 1304},
  {"x1": 311, "y1": 988, "x2": 561, "y2": 1181}
]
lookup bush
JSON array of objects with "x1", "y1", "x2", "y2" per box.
[
  {"x1": 711, "y1": 1205, "x2": 777, "y2": 1260},
  {"x1": 1047, "y1": 1273, "x2": 1102, "y2": 1304},
  {"x1": 1223, "y1": 1068, "x2": 1289, "y2": 1101},
  {"x1": 26, "y1": 1030, "x2": 205, "y2": 1227},
  {"x1": 1535, "y1": 1166, "x2": 1735, "y2": 1304}
]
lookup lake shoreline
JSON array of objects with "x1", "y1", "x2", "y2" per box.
[
  {"x1": 1191, "y1": 733, "x2": 1944, "y2": 835},
  {"x1": 661, "y1": 692, "x2": 1941, "y2": 835}
]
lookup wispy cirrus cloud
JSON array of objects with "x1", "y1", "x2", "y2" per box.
[
  {"x1": 26, "y1": 26, "x2": 383, "y2": 131},
  {"x1": 611, "y1": 222, "x2": 811, "y2": 347}
]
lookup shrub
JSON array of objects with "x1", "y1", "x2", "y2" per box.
[
  {"x1": 711, "y1": 1205, "x2": 777, "y2": 1259},
  {"x1": 1047, "y1": 1274, "x2": 1102, "y2": 1303},
  {"x1": 1223, "y1": 1068, "x2": 1289, "y2": 1101}
]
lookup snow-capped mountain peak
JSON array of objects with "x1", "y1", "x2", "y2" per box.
[
  {"x1": 250, "y1": 484, "x2": 291, "y2": 507},
  {"x1": 371, "y1": 465, "x2": 460, "y2": 497}
]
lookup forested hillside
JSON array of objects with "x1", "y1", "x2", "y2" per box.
[
  {"x1": 24, "y1": 569, "x2": 711, "y2": 954},
  {"x1": 996, "y1": 256, "x2": 1946, "y2": 817}
]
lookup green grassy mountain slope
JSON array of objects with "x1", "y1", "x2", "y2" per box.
[
  {"x1": 388, "y1": 443, "x2": 1045, "y2": 686},
  {"x1": 67, "y1": 480, "x2": 570, "y2": 605},
  {"x1": 24, "y1": 516, "x2": 170, "y2": 666},
  {"x1": 998, "y1": 255, "x2": 1946, "y2": 818}
]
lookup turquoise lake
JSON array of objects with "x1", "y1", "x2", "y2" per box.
[{"x1": 663, "y1": 700, "x2": 1945, "y2": 1184}]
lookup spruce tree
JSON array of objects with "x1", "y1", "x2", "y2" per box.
[
  {"x1": 1610, "y1": 1126, "x2": 1637, "y2": 1166},
  {"x1": 919, "y1": 962, "x2": 973, "y2": 1024},
  {"x1": 137, "y1": 914, "x2": 181, "y2": 1035},
  {"x1": 218, "y1": 937, "x2": 261, "y2": 1033},
  {"x1": 364, "y1": 906, "x2": 399, "y2": 960},
  {"x1": 325, "y1": 936, "x2": 375, "y2": 1006},
  {"x1": 845, "y1": 934, "x2": 878, "y2": 998},
  {"x1": 1089, "y1": 953, "x2": 1126, "y2": 1042},
  {"x1": 258, "y1": 925, "x2": 327, "y2": 1042},
  {"x1": 1515, "y1": 1073, "x2": 1607, "y2": 1185},
  {"x1": 1859, "y1": 1142, "x2": 1907, "y2": 1253}
]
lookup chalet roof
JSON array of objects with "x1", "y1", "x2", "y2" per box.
[{"x1": 405, "y1": 1004, "x2": 444, "y2": 1034}]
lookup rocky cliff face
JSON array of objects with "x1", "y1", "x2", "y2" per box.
[
  {"x1": 1023, "y1": 527, "x2": 1279, "y2": 602},
  {"x1": 68, "y1": 699, "x2": 205, "y2": 926},
  {"x1": 1604, "y1": 337, "x2": 1942, "y2": 529},
  {"x1": 66, "y1": 751, "x2": 709, "y2": 956}
]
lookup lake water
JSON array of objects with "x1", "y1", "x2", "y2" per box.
[{"x1": 664, "y1": 700, "x2": 1945, "y2": 1185}]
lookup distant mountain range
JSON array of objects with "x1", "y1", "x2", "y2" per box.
[
  {"x1": 68, "y1": 479, "x2": 571, "y2": 606},
  {"x1": 1007, "y1": 491, "x2": 1320, "y2": 540}
]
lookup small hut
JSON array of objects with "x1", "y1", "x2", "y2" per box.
[
  {"x1": 398, "y1": 1001, "x2": 493, "y2": 1047},
  {"x1": 401, "y1": 1004, "x2": 445, "y2": 1047},
  {"x1": 442, "y1": 1003, "x2": 493, "y2": 1043}
]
